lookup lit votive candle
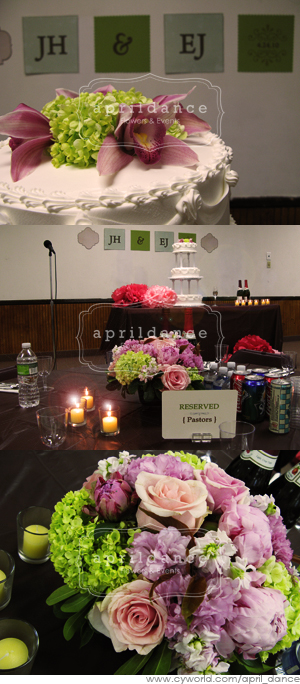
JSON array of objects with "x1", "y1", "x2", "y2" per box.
[
  {"x1": 81, "y1": 388, "x2": 94, "y2": 411},
  {"x1": 241, "y1": 300, "x2": 246, "y2": 306},
  {"x1": 23, "y1": 525, "x2": 49, "y2": 560},
  {"x1": 248, "y1": 299, "x2": 253, "y2": 305},
  {"x1": 261, "y1": 299, "x2": 266, "y2": 305},
  {"x1": 99, "y1": 405, "x2": 120, "y2": 436},
  {"x1": 266, "y1": 298, "x2": 270, "y2": 305},
  {"x1": 0, "y1": 638, "x2": 28, "y2": 670},
  {"x1": 70, "y1": 404, "x2": 84, "y2": 424},
  {"x1": 235, "y1": 299, "x2": 240, "y2": 306},
  {"x1": 0, "y1": 571, "x2": 6, "y2": 603},
  {"x1": 254, "y1": 299, "x2": 259, "y2": 305}
]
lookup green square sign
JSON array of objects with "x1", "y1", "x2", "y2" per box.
[
  {"x1": 238, "y1": 15, "x2": 294, "y2": 72},
  {"x1": 94, "y1": 16, "x2": 150, "y2": 72},
  {"x1": 22, "y1": 16, "x2": 78, "y2": 74},
  {"x1": 131, "y1": 230, "x2": 150, "y2": 251},
  {"x1": 178, "y1": 232, "x2": 197, "y2": 242}
]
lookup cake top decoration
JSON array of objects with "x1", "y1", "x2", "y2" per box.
[{"x1": 0, "y1": 86, "x2": 210, "y2": 182}]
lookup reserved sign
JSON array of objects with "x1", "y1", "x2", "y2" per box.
[{"x1": 162, "y1": 390, "x2": 238, "y2": 439}]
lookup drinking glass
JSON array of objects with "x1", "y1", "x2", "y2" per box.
[
  {"x1": 36, "y1": 406, "x2": 67, "y2": 448},
  {"x1": 281, "y1": 351, "x2": 297, "y2": 376},
  {"x1": 0, "y1": 551, "x2": 15, "y2": 611},
  {"x1": 212, "y1": 286, "x2": 218, "y2": 305},
  {"x1": 214, "y1": 343, "x2": 229, "y2": 364},
  {"x1": 219, "y1": 420, "x2": 255, "y2": 458},
  {"x1": 37, "y1": 356, "x2": 53, "y2": 392}
]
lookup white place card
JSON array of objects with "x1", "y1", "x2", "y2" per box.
[{"x1": 162, "y1": 390, "x2": 238, "y2": 439}]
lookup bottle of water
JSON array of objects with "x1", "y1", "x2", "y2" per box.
[
  {"x1": 221, "y1": 369, "x2": 234, "y2": 389},
  {"x1": 213, "y1": 366, "x2": 228, "y2": 389},
  {"x1": 17, "y1": 343, "x2": 40, "y2": 408},
  {"x1": 203, "y1": 362, "x2": 218, "y2": 389},
  {"x1": 227, "y1": 361, "x2": 236, "y2": 372}
]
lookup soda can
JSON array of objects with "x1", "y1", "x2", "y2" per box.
[
  {"x1": 251, "y1": 367, "x2": 268, "y2": 376},
  {"x1": 281, "y1": 639, "x2": 300, "y2": 674},
  {"x1": 269, "y1": 378, "x2": 292, "y2": 434},
  {"x1": 241, "y1": 374, "x2": 266, "y2": 423},
  {"x1": 230, "y1": 370, "x2": 249, "y2": 413},
  {"x1": 265, "y1": 369, "x2": 285, "y2": 415}
]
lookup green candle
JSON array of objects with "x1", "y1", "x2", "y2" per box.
[
  {"x1": 0, "y1": 638, "x2": 28, "y2": 669},
  {"x1": 0, "y1": 570, "x2": 6, "y2": 602},
  {"x1": 23, "y1": 524, "x2": 49, "y2": 559}
]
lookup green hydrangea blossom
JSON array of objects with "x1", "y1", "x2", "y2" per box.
[
  {"x1": 187, "y1": 368, "x2": 204, "y2": 383},
  {"x1": 258, "y1": 556, "x2": 300, "y2": 658},
  {"x1": 114, "y1": 350, "x2": 155, "y2": 386},
  {"x1": 49, "y1": 489, "x2": 136, "y2": 595},
  {"x1": 41, "y1": 88, "x2": 186, "y2": 168}
]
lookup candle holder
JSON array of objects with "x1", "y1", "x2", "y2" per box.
[
  {"x1": 17, "y1": 507, "x2": 52, "y2": 565},
  {"x1": 234, "y1": 300, "x2": 240, "y2": 306},
  {"x1": 67, "y1": 398, "x2": 87, "y2": 427},
  {"x1": 248, "y1": 299, "x2": 253, "y2": 305},
  {"x1": 0, "y1": 619, "x2": 39, "y2": 674},
  {"x1": 241, "y1": 300, "x2": 246, "y2": 306},
  {"x1": 265, "y1": 298, "x2": 270, "y2": 305},
  {"x1": 99, "y1": 406, "x2": 120, "y2": 436},
  {"x1": 261, "y1": 299, "x2": 266, "y2": 305},
  {"x1": 0, "y1": 551, "x2": 15, "y2": 611},
  {"x1": 80, "y1": 387, "x2": 95, "y2": 412},
  {"x1": 254, "y1": 299, "x2": 259, "y2": 306}
]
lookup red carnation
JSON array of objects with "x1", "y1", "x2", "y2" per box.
[{"x1": 233, "y1": 335, "x2": 274, "y2": 354}]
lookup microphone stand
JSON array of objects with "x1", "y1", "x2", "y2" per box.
[{"x1": 47, "y1": 249, "x2": 57, "y2": 370}]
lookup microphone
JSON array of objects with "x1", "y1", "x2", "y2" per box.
[{"x1": 44, "y1": 240, "x2": 56, "y2": 254}]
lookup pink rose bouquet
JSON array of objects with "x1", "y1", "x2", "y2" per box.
[
  {"x1": 106, "y1": 333, "x2": 204, "y2": 402},
  {"x1": 47, "y1": 451, "x2": 300, "y2": 676}
]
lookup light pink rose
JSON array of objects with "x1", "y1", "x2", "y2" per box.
[
  {"x1": 147, "y1": 337, "x2": 177, "y2": 351},
  {"x1": 88, "y1": 579, "x2": 167, "y2": 654},
  {"x1": 219, "y1": 500, "x2": 272, "y2": 568},
  {"x1": 218, "y1": 586, "x2": 287, "y2": 659},
  {"x1": 161, "y1": 364, "x2": 191, "y2": 391},
  {"x1": 135, "y1": 471, "x2": 208, "y2": 533},
  {"x1": 195, "y1": 462, "x2": 250, "y2": 513}
]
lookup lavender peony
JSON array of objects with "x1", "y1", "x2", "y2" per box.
[
  {"x1": 94, "y1": 472, "x2": 137, "y2": 521},
  {"x1": 219, "y1": 500, "x2": 272, "y2": 568}
]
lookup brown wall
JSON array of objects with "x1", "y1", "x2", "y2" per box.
[{"x1": 0, "y1": 299, "x2": 299, "y2": 355}]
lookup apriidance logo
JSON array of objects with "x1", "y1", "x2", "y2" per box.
[
  {"x1": 72, "y1": 73, "x2": 224, "y2": 147},
  {"x1": 76, "y1": 301, "x2": 224, "y2": 373}
]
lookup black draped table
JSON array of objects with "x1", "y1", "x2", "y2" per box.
[
  {"x1": 100, "y1": 304, "x2": 283, "y2": 361},
  {"x1": 1, "y1": 450, "x2": 300, "y2": 675},
  {"x1": 1, "y1": 365, "x2": 299, "y2": 451}
]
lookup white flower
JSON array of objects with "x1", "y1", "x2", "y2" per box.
[
  {"x1": 188, "y1": 529, "x2": 237, "y2": 574},
  {"x1": 229, "y1": 557, "x2": 258, "y2": 588},
  {"x1": 97, "y1": 451, "x2": 134, "y2": 479},
  {"x1": 175, "y1": 633, "x2": 229, "y2": 674},
  {"x1": 250, "y1": 493, "x2": 280, "y2": 517}
]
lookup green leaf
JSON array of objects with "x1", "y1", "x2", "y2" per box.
[
  {"x1": 126, "y1": 379, "x2": 140, "y2": 394},
  {"x1": 142, "y1": 640, "x2": 172, "y2": 675},
  {"x1": 53, "y1": 603, "x2": 68, "y2": 620},
  {"x1": 60, "y1": 592, "x2": 92, "y2": 613},
  {"x1": 63, "y1": 603, "x2": 93, "y2": 641},
  {"x1": 143, "y1": 385, "x2": 156, "y2": 402},
  {"x1": 80, "y1": 622, "x2": 95, "y2": 648},
  {"x1": 181, "y1": 576, "x2": 207, "y2": 622},
  {"x1": 114, "y1": 651, "x2": 153, "y2": 675},
  {"x1": 46, "y1": 585, "x2": 79, "y2": 606},
  {"x1": 94, "y1": 521, "x2": 123, "y2": 540},
  {"x1": 106, "y1": 378, "x2": 121, "y2": 390}
]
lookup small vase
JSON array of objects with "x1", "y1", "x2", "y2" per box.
[{"x1": 137, "y1": 386, "x2": 162, "y2": 406}]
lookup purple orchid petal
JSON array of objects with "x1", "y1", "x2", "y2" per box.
[
  {"x1": 0, "y1": 105, "x2": 51, "y2": 139},
  {"x1": 152, "y1": 86, "x2": 196, "y2": 106},
  {"x1": 10, "y1": 135, "x2": 53, "y2": 182},
  {"x1": 96, "y1": 134, "x2": 133, "y2": 176},
  {"x1": 55, "y1": 88, "x2": 79, "y2": 98},
  {"x1": 158, "y1": 135, "x2": 199, "y2": 167},
  {"x1": 175, "y1": 107, "x2": 211, "y2": 134},
  {"x1": 131, "y1": 118, "x2": 166, "y2": 165},
  {"x1": 93, "y1": 85, "x2": 115, "y2": 94},
  {"x1": 115, "y1": 104, "x2": 133, "y2": 138}
]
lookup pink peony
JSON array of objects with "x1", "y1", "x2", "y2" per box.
[
  {"x1": 94, "y1": 472, "x2": 137, "y2": 521},
  {"x1": 161, "y1": 365, "x2": 191, "y2": 391},
  {"x1": 135, "y1": 471, "x2": 208, "y2": 533},
  {"x1": 143, "y1": 285, "x2": 177, "y2": 308},
  {"x1": 88, "y1": 579, "x2": 167, "y2": 654},
  {"x1": 156, "y1": 345, "x2": 180, "y2": 365},
  {"x1": 219, "y1": 585, "x2": 287, "y2": 659},
  {"x1": 219, "y1": 500, "x2": 272, "y2": 568},
  {"x1": 195, "y1": 462, "x2": 250, "y2": 513}
]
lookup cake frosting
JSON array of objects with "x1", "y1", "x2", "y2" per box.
[
  {"x1": 169, "y1": 240, "x2": 203, "y2": 306},
  {"x1": 0, "y1": 133, "x2": 238, "y2": 225}
]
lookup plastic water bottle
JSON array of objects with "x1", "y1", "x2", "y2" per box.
[
  {"x1": 203, "y1": 362, "x2": 218, "y2": 389},
  {"x1": 17, "y1": 343, "x2": 40, "y2": 408},
  {"x1": 227, "y1": 361, "x2": 236, "y2": 372},
  {"x1": 213, "y1": 366, "x2": 228, "y2": 389},
  {"x1": 221, "y1": 370, "x2": 234, "y2": 389}
]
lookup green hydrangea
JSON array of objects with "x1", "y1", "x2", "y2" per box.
[
  {"x1": 41, "y1": 88, "x2": 186, "y2": 168},
  {"x1": 258, "y1": 556, "x2": 300, "y2": 657},
  {"x1": 49, "y1": 489, "x2": 136, "y2": 595},
  {"x1": 187, "y1": 368, "x2": 204, "y2": 383},
  {"x1": 114, "y1": 350, "x2": 154, "y2": 386}
]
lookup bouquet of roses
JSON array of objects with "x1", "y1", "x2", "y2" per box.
[
  {"x1": 106, "y1": 334, "x2": 204, "y2": 402},
  {"x1": 47, "y1": 451, "x2": 300, "y2": 676},
  {"x1": 111, "y1": 284, "x2": 177, "y2": 308}
]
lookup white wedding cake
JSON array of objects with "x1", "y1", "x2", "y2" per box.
[{"x1": 169, "y1": 239, "x2": 203, "y2": 306}]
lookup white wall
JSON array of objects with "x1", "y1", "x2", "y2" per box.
[
  {"x1": 0, "y1": 225, "x2": 299, "y2": 300},
  {"x1": 0, "y1": 0, "x2": 299, "y2": 197}
]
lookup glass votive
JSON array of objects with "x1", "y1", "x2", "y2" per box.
[
  {"x1": 248, "y1": 299, "x2": 253, "y2": 305},
  {"x1": 0, "y1": 551, "x2": 15, "y2": 611},
  {"x1": 234, "y1": 299, "x2": 240, "y2": 306},
  {"x1": 254, "y1": 299, "x2": 259, "y2": 305},
  {"x1": 80, "y1": 387, "x2": 95, "y2": 411},
  {"x1": 261, "y1": 299, "x2": 266, "y2": 305},
  {"x1": 17, "y1": 506, "x2": 52, "y2": 564},
  {"x1": 241, "y1": 300, "x2": 246, "y2": 306},
  {"x1": 0, "y1": 619, "x2": 39, "y2": 674},
  {"x1": 265, "y1": 298, "x2": 270, "y2": 305},
  {"x1": 99, "y1": 406, "x2": 120, "y2": 436},
  {"x1": 67, "y1": 398, "x2": 87, "y2": 427}
]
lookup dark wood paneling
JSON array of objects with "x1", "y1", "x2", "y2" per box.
[{"x1": 1, "y1": 299, "x2": 299, "y2": 355}]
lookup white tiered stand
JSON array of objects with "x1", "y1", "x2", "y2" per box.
[{"x1": 169, "y1": 245, "x2": 203, "y2": 307}]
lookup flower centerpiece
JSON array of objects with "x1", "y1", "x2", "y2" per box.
[
  {"x1": 111, "y1": 283, "x2": 177, "y2": 308},
  {"x1": 46, "y1": 450, "x2": 300, "y2": 675},
  {"x1": 106, "y1": 334, "x2": 204, "y2": 403},
  {"x1": 233, "y1": 335, "x2": 275, "y2": 354},
  {"x1": 0, "y1": 86, "x2": 210, "y2": 181}
]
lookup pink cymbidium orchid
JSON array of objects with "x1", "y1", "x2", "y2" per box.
[
  {"x1": 96, "y1": 87, "x2": 211, "y2": 176},
  {"x1": 0, "y1": 103, "x2": 53, "y2": 182}
]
